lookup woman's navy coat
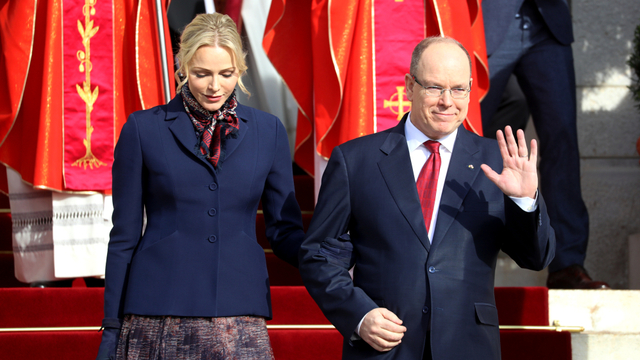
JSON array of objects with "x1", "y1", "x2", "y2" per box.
[{"x1": 102, "y1": 95, "x2": 304, "y2": 327}]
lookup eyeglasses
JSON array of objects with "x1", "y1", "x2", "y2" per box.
[{"x1": 411, "y1": 75, "x2": 471, "y2": 99}]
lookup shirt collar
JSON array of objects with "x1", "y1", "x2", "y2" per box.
[{"x1": 405, "y1": 112, "x2": 458, "y2": 153}]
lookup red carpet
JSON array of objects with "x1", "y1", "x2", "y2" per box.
[
  {"x1": 1, "y1": 331, "x2": 102, "y2": 360},
  {"x1": 0, "y1": 286, "x2": 571, "y2": 360}
]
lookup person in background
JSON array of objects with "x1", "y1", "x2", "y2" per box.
[
  {"x1": 483, "y1": 75, "x2": 530, "y2": 138},
  {"x1": 480, "y1": 0, "x2": 610, "y2": 289},
  {"x1": 96, "y1": 13, "x2": 304, "y2": 360},
  {"x1": 299, "y1": 36, "x2": 555, "y2": 360}
]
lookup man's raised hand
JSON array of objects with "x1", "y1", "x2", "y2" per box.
[{"x1": 481, "y1": 126, "x2": 538, "y2": 199}]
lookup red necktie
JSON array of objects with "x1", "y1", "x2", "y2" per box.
[{"x1": 416, "y1": 140, "x2": 441, "y2": 233}]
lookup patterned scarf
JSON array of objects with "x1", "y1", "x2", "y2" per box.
[{"x1": 181, "y1": 83, "x2": 239, "y2": 168}]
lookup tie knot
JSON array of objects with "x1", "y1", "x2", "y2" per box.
[{"x1": 424, "y1": 140, "x2": 440, "y2": 154}]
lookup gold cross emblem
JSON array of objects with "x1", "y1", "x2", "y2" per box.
[{"x1": 383, "y1": 86, "x2": 411, "y2": 121}]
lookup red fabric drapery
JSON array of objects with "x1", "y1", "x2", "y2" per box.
[
  {"x1": 0, "y1": 0, "x2": 175, "y2": 193},
  {"x1": 263, "y1": 0, "x2": 373, "y2": 176},
  {"x1": 426, "y1": 0, "x2": 489, "y2": 136},
  {"x1": 263, "y1": 0, "x2": 489, "y2": 177}
]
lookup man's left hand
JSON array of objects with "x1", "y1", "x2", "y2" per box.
[{"x1": 480, "y1": 126, "x2": 538, "y2": 199}]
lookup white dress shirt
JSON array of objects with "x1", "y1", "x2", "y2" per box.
[
  {"x1": 404, "y1": 113, "x2": 537, "y2": 243},
  {"x1": 405, "y1": 114, "x2": 456, "y2": 242}
]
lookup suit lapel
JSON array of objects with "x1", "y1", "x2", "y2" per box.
[
  {"x1": 166, "y1": 96, "x2": 248, "y2": 171},
  {"x1": 377, "y1": 116, "x2": 431, "y2": 252},
  {"x1": 223, "y1": 104, "x2": 249, "y2": 161},
  {"x1": 165, "y1": 96, "x2": 212, "y2": 168},
  {"x1": 430, "y1": 127, "x2": 482, "y2": 249}
]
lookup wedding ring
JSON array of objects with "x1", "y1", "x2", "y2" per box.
[{"x1": 519, "y1": 155, "x2": 527, "y2": 158}]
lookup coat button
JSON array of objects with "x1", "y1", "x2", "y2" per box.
[
  {"x1": 428, "y1": 266, "x2": 436, "y2": 273},
  {"x1": 209, "y1": 183, "x2": 218, "y2": 191},
  {"x1": 208, "y1": 208, "x2": 217, "y2": 216},
  {"x1": 208, "y1": 235, "x2": 217, "y2": 243},
  {"x1": 422, "y1": 306, "x2": 429, "y2": 314}
]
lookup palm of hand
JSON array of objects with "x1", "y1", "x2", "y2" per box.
[{"x1": 480, "y1": 126, "x2": 538, "y2": 199}]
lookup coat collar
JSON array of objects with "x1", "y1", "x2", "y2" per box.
[
  {"x1": 377, "y1": 114, "x2": 431, "y2": 252},
  {"x1": 165, "y1": 95, "x2": 249, "y2": 171},
  {"x1": 430, "y1": 126, "x2": 482, "y2": 249}
]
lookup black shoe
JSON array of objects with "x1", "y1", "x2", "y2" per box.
[
  {"x1": 30, "y1": 279, "x2": 74, "y2": 288},
  {"x1": 547, "y1": 264, "x2": 611, "y2": 289},
  {"x1": 84, "y1": 277, "x2": 105, "y2": 287}
]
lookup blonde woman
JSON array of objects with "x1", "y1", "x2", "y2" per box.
[{"x1": 96, "y1": 13, "x2": 304, "y2": 360}]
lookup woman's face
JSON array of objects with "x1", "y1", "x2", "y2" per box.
[{"x1": 187, "y1": 45, "x2": 239, "y2": 112}]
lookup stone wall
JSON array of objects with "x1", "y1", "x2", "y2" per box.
[{"x1": 573, "y1": 0, "x2": 640, "y2": 289}]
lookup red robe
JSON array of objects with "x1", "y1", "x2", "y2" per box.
[
  {"x1": 0, "y1": 0, "x2": 175, "y2": 192},
  {"x1": 263, "y1": 0, "x2": 489, "y2": 176}
]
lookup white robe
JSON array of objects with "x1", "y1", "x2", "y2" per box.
[{"x1": 8, "y1": 168, "x2": 111, "y2": 283}]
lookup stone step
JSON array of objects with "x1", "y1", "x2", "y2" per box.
[
  {"x1": 549, "y1": 290, "x2": 640, "y2": 359},
  {"x1": 570, "y1": 333, "x2": 640, "y2": 360},
  {"x1": 549, "y1": 290, "x2": 640, "y2": 332}
]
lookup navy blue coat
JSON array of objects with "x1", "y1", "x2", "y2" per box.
[
  {"x1": 102, "y1": 95, "x2": 304, "y2": 327},
  {"x1": 299, "y1": 118, "x2": 555, "y2": 360}
]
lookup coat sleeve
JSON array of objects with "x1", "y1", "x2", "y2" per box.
[
  {"x1": 501, "y1": 193, "x2": 556, "y2": 271},
  {"x1": 298, "y1": 146, "x2": 378, "y2": 339},
  {"x1": 261, "y1": 116, "x2": 305, "y2": 267},
  {"x1": 102, "y1": 114, "x2": 146, "y2": 326}
]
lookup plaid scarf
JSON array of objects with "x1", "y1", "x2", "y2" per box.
[{"x1": 181, "y1": 84, "x2": 239, "y2": 168}]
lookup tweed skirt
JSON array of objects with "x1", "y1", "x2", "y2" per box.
[{"x1": 116, "y1": 314, "x2": 275, "y2": 360}]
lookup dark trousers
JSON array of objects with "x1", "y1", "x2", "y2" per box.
[
  {"x1": 483, "y1": 74, "x2": 530, "y2": 137},
  {"x1": 423, "y1": 331, "x2": 432, "y2": 360},
  {"x1": 481, "y1": 1, "x2": 589, "y2": 271}
]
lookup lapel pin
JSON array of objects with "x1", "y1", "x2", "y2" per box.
[{"x1": 468, "y1": 164, "x2": 474, "y2": 169}]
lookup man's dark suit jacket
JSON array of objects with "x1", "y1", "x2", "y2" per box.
[
  {"x1": 299, "y1": 116, "x2": 555, "y2": 359},
  {"x1": 102, "y1": 95, "x2": 303, "y2": 329},
  {"x1": 483, "y1": 0, "x2": 574, "y2": 56}
]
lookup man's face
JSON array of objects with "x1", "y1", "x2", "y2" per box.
[{"x1": 405, "y1": 42, "x2": 472, "y2": 139}]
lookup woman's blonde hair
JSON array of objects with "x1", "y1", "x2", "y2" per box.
[{"x1": 175, "y1": 13, "x2": 249, "y2": 95}]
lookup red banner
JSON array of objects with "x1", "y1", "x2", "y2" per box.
[
  {"x1": 0, "y1": 0, "x2": 173, "y2": 193},
  {"x1": 374, "y1": 0, "x2": 425, "y2": 132},
  {"x1": 63, "y1": 0, "x2": 114, "y2": 190}
]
